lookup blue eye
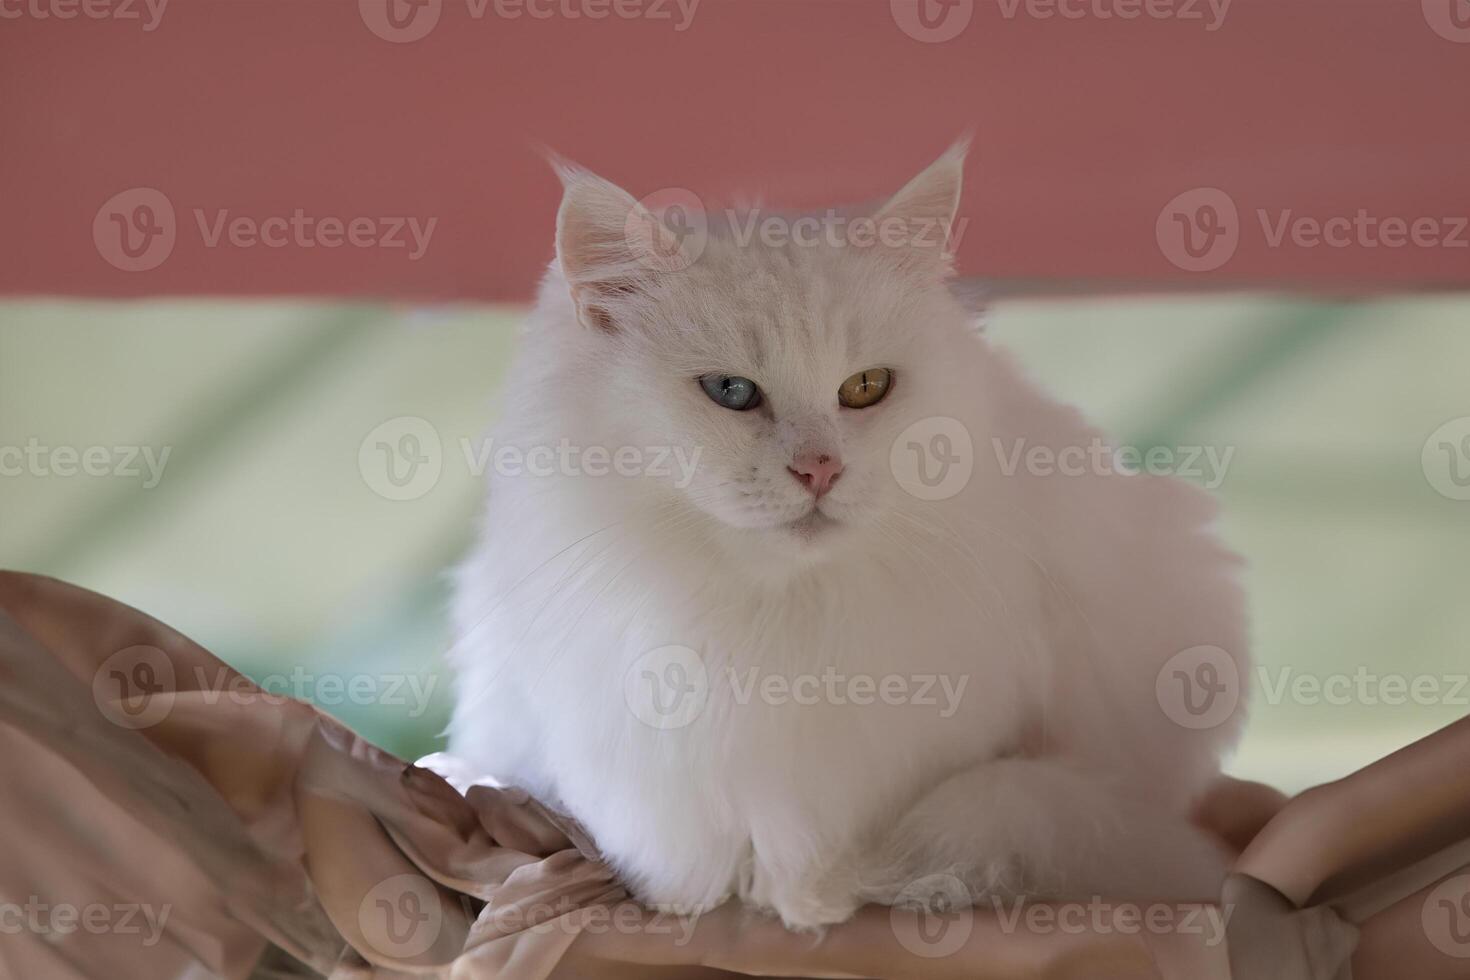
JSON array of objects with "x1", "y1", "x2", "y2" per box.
[{"x1": 699, "y1": 374, "x2": 762, "y2": 411}]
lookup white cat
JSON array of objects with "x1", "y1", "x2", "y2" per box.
[{"x1": 449, "y1": 144, "x2": 1249, "y2": 930}]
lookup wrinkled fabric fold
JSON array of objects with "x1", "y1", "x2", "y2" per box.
[
  {"x1": 0, "y1": 572, "x2": 624, "y2": 980},
  {"x1": 1222, "y1": 874, "x2": 1357, "y2": 980},
  {"x1": 1, "y1": 570, "x2": 1433, "y2": 980}
]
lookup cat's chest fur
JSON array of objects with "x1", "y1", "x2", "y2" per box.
[{"x1": 450, "y1": 517, "x2": 1046, "y2": 907}]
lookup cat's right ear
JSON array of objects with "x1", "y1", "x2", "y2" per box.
[
  {"x1": 552, "y1": 159, "x2": 686, "y2": 332},
  {"x1": 870, "y1": 139, "x2": 969, "y2": 280}
]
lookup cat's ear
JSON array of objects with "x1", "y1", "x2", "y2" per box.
[
  {"x1": 552, "y1": 159, "x2": 689, "y2": 331},
  {"x1": 871, "y1": 139, "x2": 969, "y2": 277}
]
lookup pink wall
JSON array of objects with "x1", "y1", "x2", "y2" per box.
[{"x1": 2, "y1": 0, "x2": 1467, "y2": 301}]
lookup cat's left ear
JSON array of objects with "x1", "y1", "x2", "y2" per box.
[
  {"x1": 871, "y1": 139, "x2": 969, "y2": 277},
  {"x1": 551, "y1": 158, "x2": 693, "y2": 332}
]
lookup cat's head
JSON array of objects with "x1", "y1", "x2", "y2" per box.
[{"x1": 540, "y1": 144, "x2": 982, "y2": 567}]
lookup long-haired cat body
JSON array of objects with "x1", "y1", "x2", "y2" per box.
[{"x1": 450, "y1": 145, "x2": 1248, "y2": 929}]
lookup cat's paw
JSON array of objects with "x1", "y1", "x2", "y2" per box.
[
  {"x1": 768, "y1": 885, "x2": 861, "y2": 932},
  {"x1": 743, "y1": 863, "x2": 862, "y2": 932},
  {"x1": 856, "y1": 852, "x2": 1025, "y2": 912},
  {"x1": 635, "y1": 883, "x2": 731, "y2": 920},
  {"x1": 645, "y1": 896, "x2": 729, "y2": 918}
]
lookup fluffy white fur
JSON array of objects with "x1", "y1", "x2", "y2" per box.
[{"x1": 449, "y1": 145, "x2": 1249, "y2": 930}]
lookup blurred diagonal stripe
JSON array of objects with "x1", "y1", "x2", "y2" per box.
[
  {"x1": 20, "y1": 306, "x2": 393, "y2": 576},
  {"x1": 1124, "y1": 303, "x2": 1358, "y2": 454}
]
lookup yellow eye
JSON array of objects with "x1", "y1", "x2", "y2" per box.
[{"x1": 837, "y1": 367, "x2": 893, "y2": 409}]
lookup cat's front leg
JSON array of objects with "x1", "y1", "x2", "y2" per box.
[
  {"x1": 739, "y1": 846, "x2": 864, "y2": 931},
  {"x1": 615, "y1": 844, "x2": 744, "y2": 918},
  {"x1": 635, "y1": 882, "x2": 733, "y2": 919},
  {"x1": 587, "y1": 799, "x2": 746, "y2": 919}
]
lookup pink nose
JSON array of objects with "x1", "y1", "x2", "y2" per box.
[{"x1": 788, "y1": 451, "x2": 844, "y2": 498}]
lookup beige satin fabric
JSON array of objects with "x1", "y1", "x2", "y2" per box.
[
  {"x1": 0, "y1": 572, "x2": 627, "y2": 980},
  {"x1": 0, "y1": 571, "x2": 1375, "y2": 980}
]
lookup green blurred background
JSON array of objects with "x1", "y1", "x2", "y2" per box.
[{"x1": 2, "y1": 294, "x2": 1467, "y2": 791}]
